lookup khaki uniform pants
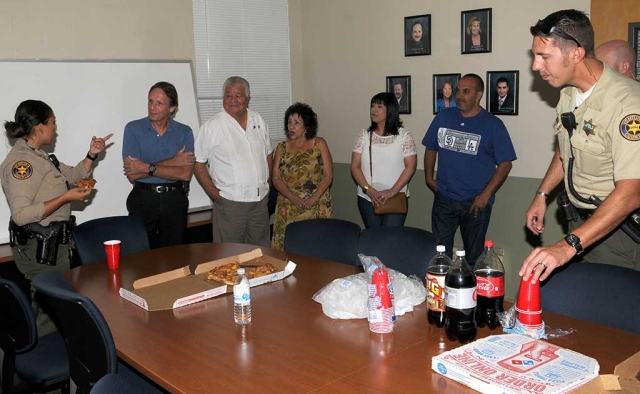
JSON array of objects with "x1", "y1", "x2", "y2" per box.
[
  {"x1": 570, "y1": 217, "x2": 640, "y2": 270},
  {"x1": 12, "y1": 238, "x2": 70, "y2": 337}
]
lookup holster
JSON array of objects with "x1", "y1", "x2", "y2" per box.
[
  {"x1": 556, "y1": 190, "x2": 578, "y2": 222},
  {"x1": 10, "y1": 217, "x2": 74, "y2": 265}
]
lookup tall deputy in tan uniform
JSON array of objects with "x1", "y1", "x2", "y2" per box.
[
  {"x1": 521, "y1": 10, "x2": 640, "y2": 284},
  {"x1": 1, "y1": 100, "x2": 112, "y2": 336}
]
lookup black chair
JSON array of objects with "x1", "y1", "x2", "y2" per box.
[
  {"x1": 91, "y1": 373, "x2": 139, "y2": 394},
  {"x1": 540, "y1": 262, "x2": 640, "y2": 335},
  {"x1": 73, "y1": 215, "x2": 150, "y2": 265},
  {"x1": 32, "y1": 271, "x2": 166, "y2": 394},
  {"x1": 284, "y1": 218, "x2": 361, "y2": 266},
  {"x1": 0, "y1": 278, "x2": 70, "y2": 394},
  {"x1": 357, "y1": 226, "x2": 438, "y2": 280}
]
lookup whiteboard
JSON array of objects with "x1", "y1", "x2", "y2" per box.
[{"x1": 0, "y1": 60, "x2": 212, "y2": 243}]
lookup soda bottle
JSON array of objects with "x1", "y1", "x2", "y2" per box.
[
  {"x1": 474, "y1": 240, "x2": 505, "y2": 329},
  {"x1": 233, "y1": 268, "x2": 251, "y2": 324},
  {"x1": 445, "y1": 250, "x2": 477, "y2": 344},
  {"x1": 426, "y1": 245, "x2": 452, "y2": 327}
]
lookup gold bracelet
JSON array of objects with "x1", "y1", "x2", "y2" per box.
[{"x1": 362, "y1": 184, "x2": 371, "y2": 193}]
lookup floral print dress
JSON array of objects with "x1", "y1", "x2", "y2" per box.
[{"x1": 271, "y1": 138, "x2": 333, "y2": 250}]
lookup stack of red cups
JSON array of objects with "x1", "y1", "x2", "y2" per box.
[
  {"x1": 368, "y1": 266, "x2": 395, "y2": 334},
  {"x1": 515, "y1": 276, "x2": 543, "y2": 330}
]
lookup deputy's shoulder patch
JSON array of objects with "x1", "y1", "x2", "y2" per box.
[
  {"x1": 12, "y1": 161, "x2": 33, "y2": 180},
  {"x1": 619, "y1": 114, "x2": 640, "y2": 141}
]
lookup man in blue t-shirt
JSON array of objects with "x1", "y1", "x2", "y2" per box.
[
  {"x1": 422, "y1": 74, "x2": 517, "y2": 264},
  {"x1": 122, "y1": 82, "x2": 195, "y2": 248}
]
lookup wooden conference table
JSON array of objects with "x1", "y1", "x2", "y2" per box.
[{"x1": 65, "y1": 243, "x2": 640, "y2": 393}]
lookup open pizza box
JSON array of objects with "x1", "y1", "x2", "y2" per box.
[
  {"x1": 119, "y1": 248, "x2": 296, "y2": 311},
  {"x1": 572, "y1": 351, "x2": 640, "y2": 394}
]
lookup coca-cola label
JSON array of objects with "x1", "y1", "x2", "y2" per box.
[
  {"x1": 427, "y1": 273, "x2": 446, "y2": 312},
  {"x1": 476, "y1": 275, "x2": 505, "y2": 297},
  {"x1": 445, "y1": 287, "x2": 477, "y2": 309}
]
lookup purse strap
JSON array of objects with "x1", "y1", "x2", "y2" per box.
[{"x1": 369, "y1": 131, "x2": 373, "y2": 185}]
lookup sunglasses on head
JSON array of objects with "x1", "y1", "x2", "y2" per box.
[{"x1": 535, "y1": 19, "x2": 582, "y2": 48}]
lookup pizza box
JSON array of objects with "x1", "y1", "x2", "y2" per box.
[
  {"x1": 119, "y1": 248, "x2": 296, "y2": 311},
  {"x1": 432, "y1": 334, "x2": 600, "y2": 394},
  {"x1": 572, "y1": 351, "x2": 640, "y2": 394}
]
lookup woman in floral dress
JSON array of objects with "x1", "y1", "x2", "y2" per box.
[{"x1": 271, "y1": 103, "x2": 333, "y2": 250}]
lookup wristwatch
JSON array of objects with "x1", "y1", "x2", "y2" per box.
[
  {"x1": 148, "y1": 164, "x2": 157, "y2": 177},
  {"x1": 362, "y1": 184, "x2": 370, "y2": 193},
  {"x1": 564, "y1": 233, "x2": 584, "y2": 255}
]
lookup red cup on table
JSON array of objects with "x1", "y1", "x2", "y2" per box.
[
  {"x1": 515, "y1": 275, "x2": 543, "y2": 325},
  {"x1": 104, "y1": 240, "x2": 121, "y2": 269}
]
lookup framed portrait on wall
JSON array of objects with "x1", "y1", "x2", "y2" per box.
[
  {"x1": 486, "y1": 70, "x2": 519, "y2": 116},
  {"x1": 461, "y1": 8, "x2": 492, "y2": 54},
  {"x1": 432, "y1": 73, "x2": 461, "y2": 115},
  {"x1": 386, "y1": 75, "x2": 411, "y2": 114},
  {"x1": 628, "y1": 22, "x2": 640, "y2": 80},
  {"x1": 405, "y1": 14, "x2": 431, "y2": 56}
]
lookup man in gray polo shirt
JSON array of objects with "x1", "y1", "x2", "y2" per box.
[{"x1": 194, "y1": 76, "x2": 273, "y2": 247}]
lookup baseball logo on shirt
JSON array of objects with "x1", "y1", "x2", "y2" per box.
[
  {"x1": 619, "y1": 114, "x2": 640, "y2": 141},
  {"x1": 12, "y1": 161, "x2": 33, "y2": 180}
]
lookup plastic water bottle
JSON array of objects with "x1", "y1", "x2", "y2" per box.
[
  {"x1": 426, "y1": 245, "x2": 452, "y2": 327},
  {"x1": 474, "y1": 240, "x2": 505, "y2": 329},
  {"x1": 445, "y1": 250, "x2": 477, "y2": 344},
  {"x1": 233, "y1": 268, "x2": 251, "y2": 324}
]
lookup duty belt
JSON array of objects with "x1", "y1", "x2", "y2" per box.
[
  {"x1": 134, "y1": 181, "x2": 183, "y2": 193},
  {"x1": 9, "y1": 217, "x2": 74, "y2": 266},
  {"x1": 574, "y1": 207, "x2": 595, "y2": 220}
]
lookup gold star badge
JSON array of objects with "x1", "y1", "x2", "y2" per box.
[
  {"x1": 582, "y1": 118, "x2": 597, "y2": 136},
  {"x1": 12, "y1": 161, "x2": 33, "y2": 180}
]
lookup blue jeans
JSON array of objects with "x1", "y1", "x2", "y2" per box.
[
  {"x1": 358, "y1": 196, "x2": 407, "y2": 229},
  {"x1": 431, "y1": 192, "x2": 492, "y2": 265}
]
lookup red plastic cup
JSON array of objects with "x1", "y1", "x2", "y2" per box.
[
  {"x1": 104, "y1": 240, "x2": 121, "y2": 269},
  {"x1": 516, "y1": 275, "x2": 541, "y2": 312}
]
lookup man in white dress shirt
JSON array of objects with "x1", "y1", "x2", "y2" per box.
[{"x1": 194, "y1": 76, "x2": 273, "y2": 247}]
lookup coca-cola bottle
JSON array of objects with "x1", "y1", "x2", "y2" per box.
[
  {"x1": 426, "y1": 245, "x2": 452, "y2": 327},
  {"x1": 474, "y1": 240, "x2": 505, "y2": 329},
  {"x1": 445, "y1": 250, "x2": 477, "y2": 344}
]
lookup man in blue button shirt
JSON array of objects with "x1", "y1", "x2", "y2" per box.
[{"x1": 123, "y1": 82, "x2": 195, "y2": 248}]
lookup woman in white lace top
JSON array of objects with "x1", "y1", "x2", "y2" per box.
[{"x1": 350, "y1": 92, "x2": 417, "y2": 228}]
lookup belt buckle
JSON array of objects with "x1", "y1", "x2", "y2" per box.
[{"x1": 156, "y1": 186, "x2": 168, "y2": 193}]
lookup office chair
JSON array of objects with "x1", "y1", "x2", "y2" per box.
[
  {"x1": 540, "y1": 262, "x2": 640, "y2": 335},
  {"x1": 0, "y1": 277, "x2": 70, "y2": 394},
  {"x1": 284, "y1": 218, "x2": 362, "y2": 266},
  {"x1": 357, "y1": 226, "x2": 438, "y2": 280},
  {"x1": 73, "y1": 215, "x2": 150, "y2": 265},
  {"x1": 91, "y1": 373, "x2": 140, "y2": 394},
  {"x1": 32, "y1": 271, "x2": 166, "y2": 394}
]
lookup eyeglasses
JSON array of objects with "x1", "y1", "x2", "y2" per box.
[{"x1": 534, "y1": 19, "x2": 582, "y2": 48}]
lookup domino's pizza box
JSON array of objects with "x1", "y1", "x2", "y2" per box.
[
  {"x1": 572, "y1": 350, "x2": 640, "y2": 394},
  {"x1": 432, "y1": 334, "x2": 599, "y2": 394},
  {"x1": 120, "y1": 248, "x2": 295, "y2": 311}
]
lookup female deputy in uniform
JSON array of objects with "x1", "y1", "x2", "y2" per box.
[{"x1": 1, "y1": 99, "x2": 112, "y2": 336}]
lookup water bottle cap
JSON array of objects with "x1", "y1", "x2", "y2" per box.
[
  {"x1": 485, "y1": 240, "x2": 494, "y2": 248},
  {"x1": 455, "y1": 250, "x2": 465, "y2": 256},
  {"x1": 237, "y1": 268, "x2": 245, "y2": 275},
  {"x1": 436, "y1": 245, "x2": 445, "y2": 253}
]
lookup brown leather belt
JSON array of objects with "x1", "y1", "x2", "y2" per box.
[{"x1": 134, "y1": 181, "x2": 183, "y2": 193}]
